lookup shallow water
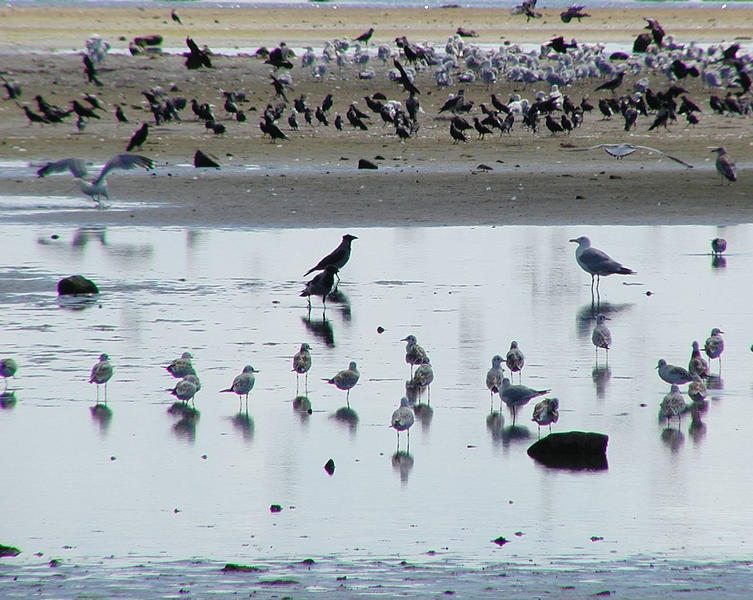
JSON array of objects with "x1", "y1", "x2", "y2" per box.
[{"x1": 1, "y1": 219, "x2": 752, "y2": 574}]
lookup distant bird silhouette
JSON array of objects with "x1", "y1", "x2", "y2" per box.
[
  {"x1": 354, "y1": 27, "x2": 375, "y2": 44},
  {"x1": 126, "y1": 122, "x2": 149, "y2": 151},
  {"x1": 265, "y1": 44, "x2": 293, "y2": 69},
  {"x1": 83, "y1": 55, "x2": 103, "y2": 86},
  {"x1": 594, "y1": 71, "x2": 624, "y2": 93},
  {"x1": 633, "y1": 32, "x2": 652, "y2": 53},
  {"x1": 569, "y1": 236, "x2": 635, "y2": 294},
  {"x1": 185, "y1": 37, "x2": 212, "y2": 69},
  {"x1": 711, "y1": 238, "x2": 727, "y2": 256},
  {"x1": 2, "y1": 77, "x2": 22, "y2": 100},
  {"x1": 560, "y1": 5, "x2": 590, "y2": 23},
  {"x1": 115, "y1": 105, "x2": 129, "y2": 123},
  {"x1": 450, "y1": 122, "x2": 468, "y2": 143},
  {"x1": 300, "y1": 265, "x2": 338, "y2": 311},
  {"x1": 0, "y1": 358, "x2": 18, "y2": 392},
  {"x1": 393, "y1": 59, "x2": 420, "y2": 95},
  {"x1": 71, "y1": 99, "x2": 101, "y2": 120},
  {"x1": 644, "y1": 17, "x2": 665, "y2": 46},
  {"x1": 20, "y1": 104, "x2": 51, "y2": 126},
  {"x1": 171, "y1": 9, "x2": 182, "y2": 24},
  {"x1": 712, "y1": 147, "x2": 736, "y2": 183},
  {"x1": 547, "y1": 36, "x2": 577, "y2": 53}
]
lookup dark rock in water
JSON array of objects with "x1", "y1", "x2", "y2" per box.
[
  {"x1": 527, "y1": 431, "x2": 608, "y2": 470},
  {"x1": 0, "y1": 544, "x2": 21, "y2": 557},
  {"x1": 57, "y1": 275, "x2": 99, "y2": 295},
  {"x1": 609, "y1": 51, "x2": 629, "y2": 60},
  {"x1": 270, "y1": 504, "x2": 283, "y2": 513},
  {"x1": 358, "y1": 158, "x2": 378, "y2": 170},
  {"x1": 222, "y1": 563, "x2": 262, "y2": 573},
  {"x1": 194, "y1": 149, "x2": 221, "y2": 168},
  {"x1": 476, "y1": 164, "x2": 493, "y2": 171},
  {"x1": 492, "y1": 536, "x2": 508, "y2": 546},
  {"x1": 133, "y1": 34, "x2": 163, "y2": 47},
  {"x1": 324, "y1": 458, "x2": 335, "y2": 475}
]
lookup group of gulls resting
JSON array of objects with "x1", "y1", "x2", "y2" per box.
[
  {"x1": 2, "y1": 232, "x2": 730, "y2": 451},
  {"x1": 10, "y1": 8, "x2": 747, "y2": 204}
]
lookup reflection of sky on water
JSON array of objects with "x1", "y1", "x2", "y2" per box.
[{"x1": 0, "y1": 221, "x2": 752, "y2": 566}]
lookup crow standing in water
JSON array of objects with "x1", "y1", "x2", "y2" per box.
[{"x1": 303, "y1": 234, "x2": 358, "y2": 290}]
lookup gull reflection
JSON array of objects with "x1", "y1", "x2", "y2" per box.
[
  {"x1": 412, "y1": 402, "x2": 433, "y2": 430},
  {"x1": 231, "y1": 411, "x2": 254, "y2": 443},
  {"x1": 592, "y1": 365, "x2": 611, "y2": 398},
  {"x1": 391, "y1": 451, "x2": 414, "y2": 483},
  {"x1": 333, "y1": 406, "x2": 358, "y2": 434},
  {"x1": 0, "y1": 391, "x2": 17, "y2": 409},
  {"x1": 301, "y1": 315, "x2": 335, "y2": 348},
  {"x1": 502, "y1": 424, "x2": 531, "y2": 446},
  {"x1": 688, "y1": 405, "x2": 707, "y2": 445},
  {"x1": 90, "y1": 402, "x2": 112, "y2": 434},
  {"x1": 486, "y1": 410, "x2": 505, "y2": 445},
  {"x1": 173, "y1": 411, "x2": 199, "y2": 442},
  {"x1": 706, "y1": 375, "x2": 723, "y2": 391},
  {"x1": 661, "y1": 427, "x2": 684, "y2": 451},
  {"x1": 293, "y1": 395, "x2": 312, "y2": 415}
]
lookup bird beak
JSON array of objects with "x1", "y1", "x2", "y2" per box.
[{"x1": 568, "y1": 238, "x2": 577, "y2": 243}]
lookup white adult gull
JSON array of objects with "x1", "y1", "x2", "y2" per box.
[
  {"x1": 656, "y1": 359, "x2": 693, "y2": 385},
  {"x1": 569, "y1": 236, "x2": 636, "y2": 294},
  {"x1": 499, "y1": 378, "x2": 550, "y2": 424},
  {"x1": 567, "y1": 143, "x2": 693, "y2": 168},
  {"x1": 37, "y1": 153, "x2": 154, "y2": 206}
]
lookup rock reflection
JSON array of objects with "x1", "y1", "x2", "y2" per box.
[
  {"x1": 301, "y1": 315, "x2": 335, "y2": 348},
  {"x1": 0, "y1": 391, "x2": 17, "y2": 409},
  {"x1": 661, "y1": 427, "x2": 684, "y2": 451},
  {"x1": 231, "y1": 412, "x2": 254, "y2": 443},
  {"x1": 56, "y1": 295, "x2": 99, "y2": 312},
  {"x1": 391, "y1": 451, "x2": 414, "y2": 483},
  {"x1": 333, "y1": 406, "x2": 358, "y2": 433},
  {"x1": 576, "y1": 302, "x2": 633, "y2": 339},
  {"x1": 592, "y1": 365, "x2": 611, "y2": 398},
  {"x1": 90, "y1": 402, "x2": 113, "y2": 434}
]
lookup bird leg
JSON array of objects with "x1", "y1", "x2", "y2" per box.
[{"x1": 346, "y1": 389, "x2": 350, "y2": 409}]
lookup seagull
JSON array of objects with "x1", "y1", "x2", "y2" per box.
[
  {"x1": 325, "y1": 361, "x2": 360, "y2": 408},
  {"x1": 220, "y1": 365, "x2": 259, "y2": 412},
  {"x1": 704, "y1": 328, "x2": 724, "y2": 370},
  {"x1": 659, "y1": 385, "x2": 688, "y2": 427},
  {"x1": 656, "y1": 359, "x2": 692, "y2": 385},
  {"x1": 90, "y1": 353, "x2": 113, "y2": 404},
  {"x1": 499, "y1": 378, "x2": 550, "y2": 424},
  {"x1": 402, "y1": 334, "x2": 428, "y2": 376},
  {"x1": 410, "y1": 357, "x2": 434, "y2": 402},
  {"x1": 569, "y1": 236, "x2": 636, "y2": 295},
  {"x1": 292, "y1": 343, "x2": 312, "y2": 395},
  {"x1": 0, "y1": 358, "x2": 18, "y2": 392},
  {"x1": 567, "y1": 143, "x2": 693, "y2": 168},
  {"x1": 532, "y1": 397, "x2": 559, "y2": 437},
  {"x1": 505, "y1": 341, "x2": 525, "y2": 382},
  {"x1": 591, "y1": 314, "x2": 612, "y2": 362},
  {"x1": 688, "y1": 341, "x2": 709, "y2": 379},
  {"x1": 37, "y1": 153, "x2": 153, "y2": 206},
  {"x1": 166, "y1": 352, "x2": 195, "y2": 378},
  {"x1": 391, "y1": 397, "x2": 414, "y2": 450},
  {"x1": 168, "y1": 374, "x2": 199, "y2": 407},
  {"x1": 711, "y1": 147, "x2": 736, "y2": 183},
  {"x1": 485, "y1": 355, "x2": 505, "y2": 410}
]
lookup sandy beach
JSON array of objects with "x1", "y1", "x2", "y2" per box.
[{"x1": 0, "y1": 4, "x2": 751, "y2": 226}]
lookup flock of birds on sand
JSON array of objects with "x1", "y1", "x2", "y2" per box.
[
  {"x1": 0, "y1": 231, "x2": 735, "y2": 453},
  {"x1": 1, "y1": 5, "x2": 747, "y2": 206}
]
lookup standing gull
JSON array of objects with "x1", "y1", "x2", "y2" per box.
[
  {"x1": 402, "y1": 334, "x2": 428, "y2": 376},
  {"x1": 591, "y1": 314, "x2": 612, "y2": 362},
  {"x1": 90, "y1": 353, "x2": 113, "y2": 404},
  {"x1": 688, "y1": 373, "x2": 707, "y2": 404},
  {"x1": 532, "y1": 397, "x2": 559, "y2": 437},
  {"x1": 656, "y1": 359, "x2": 692, "y2": 385},
  {"x1": 704, "y1": 328, "x2": 725, "y2": 370},
  {"x1": 166, "y1": 351, "x2": 195, "y2": 378},
  {"x1": 325, "y1": 361, "x2": 360, "y2": 408},
  {"x1": 569, "y1": 236, "x2": 636, "y2": 295},
  {"x1": 659, "y1": 385, "x2": 688, "y2": 428},
  {"x1": 303, "y1": 234, "x2": 358, "y2": 289},
  {"x1": 169, "y1": 374, "x2": 199, "y2": 407},
  {"x1": 391, "y1": 397, "x2": 415, "y2": 450},
  {"x1": 410, "y1": 357, "x2": 434, "y2": 403},
  {"x1": 485, "y1": 355, "x2": 505, "y2": 411},
  {"x1": 711, "y1": 147, "x2": 736, "y2": 183},
  {"x1": 505, "y1": 341, "x2": 525, "y2": 382},
  {"x1": 499, "y1": 378, "x2": 550, "y2": 424},
  {"x1": 292, "y1": 343, "x2": 312, "y2": 395},
  {"x1": 220, "y1": 365, "x2": 259, "y2": 412},
  {"x1": 688, "y1": 341, "x2": 709, "y2": 379},
  {"x1": 0, "y1": 358, "x2": 18, "y2": 392}
]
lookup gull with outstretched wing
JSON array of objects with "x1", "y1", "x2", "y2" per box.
[{"x1": 566, "y1": 143, "x2": 693, "y2": 168}]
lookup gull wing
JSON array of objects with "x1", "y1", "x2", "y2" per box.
[
  {"x1": 632, "y1": 145, "x2": 694, "y2": 168},
  {"x1": 94, "y1": 153, "x2": 154, "y2": 184},
  {"x1": 36, "y1": 158, "x2": 89, "y2": 178}
]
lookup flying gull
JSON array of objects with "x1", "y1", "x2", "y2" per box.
[{"x1": 567, "y1": 143, "x2": 693, "y2": 168}]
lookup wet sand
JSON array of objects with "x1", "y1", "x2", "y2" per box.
[{"x1": 0, "y1": 4, "x2": 751, "y2": 226}]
